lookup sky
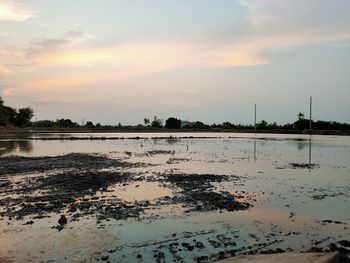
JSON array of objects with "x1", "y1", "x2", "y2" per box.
[{"x1": 0, "y1": 0, "x2": 350, "y2": 125}]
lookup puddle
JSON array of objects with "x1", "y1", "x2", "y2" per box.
[{"x1": 108, "y1": 181, "x2": 173, "y2": 203}]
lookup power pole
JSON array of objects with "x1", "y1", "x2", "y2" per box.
[
  {"x1": 309, "y1": 96, "x2": 312, "y2": 133},
  {"x1": 254, "y1": 104, "x2": 257, "y2": 132}
]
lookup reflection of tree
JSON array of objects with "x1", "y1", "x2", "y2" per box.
[
  {"x1": 17, "y1": 140, "x2": 33, "y2": 153},
  {"x1": 0, "y1": 140, "x2": 33, "y2": 156},
  {"x1": 297, "y1": 141, "x2": 305, "y2": 151},
  {"x1": 166, "y1": 138, "x2": 179, "y2": 144},
  {"x1": 0, "y1": 141, "x2": 16, "y2": 155}
]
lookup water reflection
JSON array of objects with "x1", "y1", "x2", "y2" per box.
[
  {"x1": 253, "y1": 138, "x2": 257, "y2": 162},
  {"x1": 0, "y1": 140, "x2": 33, "y2": 156},
  {"x1": 309, "y1": 136, "x2": 312, "y2": 172},
  {"x1": 297, "y1": 141, "x2": 305, "y2": 151}
]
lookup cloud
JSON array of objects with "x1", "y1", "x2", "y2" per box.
[
  {"x1": 64, "y1": 29, "x2": 94, "y2": 42},
  {"x1": 2, "y1": 87, "x2": 15, "y2": 96},
  {"x1": 240, "y1": 0, "x2": 350, "y2": 36},
  {"x1": 0, "y1": 65, "x2": 13, "y2": 77},
  {"x1": 0, "y1": 1, "x2": 34, "y2": 21},
  {"x1": 26, "y1": 29, "x2": 93, "y2": 58},
  {"x1": 28, "y1": 40, "x2": 268, "y2": 68},
  {"x1": 184, "y1": 89, "x2": 198, "y2": 94},
  {"x1": 7, "y1": 0, "x2": 350, "y2": 94}
]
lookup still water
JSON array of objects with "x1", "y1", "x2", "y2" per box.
[{"x1": 0, "y1": 133, "x2": 349, "y2": 262}]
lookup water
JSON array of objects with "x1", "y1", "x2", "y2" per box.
[{"x1": 0, "y1": 133, "x2": 349, "y2": 262}]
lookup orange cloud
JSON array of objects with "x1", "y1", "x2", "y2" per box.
[
  {"x1": 12, "y1": 30, "x2": 350, "y2": 93},
  {"x1": 2, "y1": 87, "x2": 15, "y2": 96},
  {"x1": 0, "y1": 65, "x2": 13, "y2": 77},
  {"x1": 16, "y1": 42, "x2": 266, "y2": 92}
]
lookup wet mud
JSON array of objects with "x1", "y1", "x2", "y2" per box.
[
  {"x1": 0, "y1": 134, "x2": 349, "y2": 262},
  {"x1": 0, "y1": 153, "x2": 249, "y2": 223}
]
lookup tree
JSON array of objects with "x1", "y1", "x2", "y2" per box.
[
  {"x1": 0, "y1": 97, "x2": 16, "y2": 125},
  {"x1": 165, "y1": 117, "x2": 182, "y2": 129},
  {"x1": 57, "y1": 118, "x2": 78, "y2": 128},
  {"x1": 85, "y1": 121, "x2": 94, "y2": 128},
  {"x1": 192, "y1": 121, "x2": 209, "y2": 129},
  {"x1": 151, "y1": 116, "x2": 163, "y2": 128},
  {"x1": 144, "y1": 118, "x2": 150, "y2": 126},
  {"x1": 257, "y1": 120, "x2": 268, "y2": 129},
  {"x1": 222, "y1": 122, "x2": 233, "y2": 129},
  {"x1": 15, "y1": 107, "x2": 34, "y2": 127},
  {"x1": 297, "y1": 112, "x2": 305, "y2": 121}
]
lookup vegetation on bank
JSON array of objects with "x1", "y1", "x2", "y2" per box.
[
  {"x1": 1, "y1": 96, "x2": 349, "y2": 132},
  {"x1": 0, "y1": 97, "x2": 33, "y2": 127}
]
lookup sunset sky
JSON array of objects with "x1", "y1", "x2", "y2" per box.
[{"x1": 1, "y1": 0, "x2": 349, "y2": 125}]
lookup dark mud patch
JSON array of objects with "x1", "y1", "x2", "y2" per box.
[
  {"x1": 289, "y1": 162, "x2": 320, "y2": 169},
  {"x1": 276, "y1": 162, "x2": 319, "y2": 169},
  {"x1": 0, "y1": 153, "x2": 128, "y2": 175},
  {"x1": 309, "y1": 185, "x2": 350, "y2": 200},
  {"x1": 160, "y1": 173, "x2": 250, "y2": 212},
  {"x1": 0, "y1": 153, "x2": 148, "y2": 221},
  {"x1": 0, "y1": 170, "x2": 136, "y2": 220},
  {"x1": 0, "y1": 154, "x2": 252, "y2": 223}
]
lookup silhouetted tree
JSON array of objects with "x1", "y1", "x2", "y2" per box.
[
  {"x1": 0, "y1": 97, "x2": 17, "y2": 125},
  {"x1": 191, "y1": 121, "x2": 209, "y2": 129},
  {"x1": 257, "y1": 120, "x2": 268, "y2": 129},
  {"x1": 222, "y1": 122, "x2": 233, "y2": 129},
  {"x1": 298, "y1": 112, "x2": 305, "y2": 121},
  {"x1": 144, "y1": 118, "x2": 150, "y2": 126},
  {"x1": 151, "y1": 116, "x2": 163, "y2": 128},
  {"x1": 14, "y1": 107, "x2": 34, "y2": 127},
  {"x1": 85, "y1": 121, "x2": 94, "y2": 128},
  {"x1": 57, "y1": 119, "x2": 79, "y2": 128},
  {"x1": 165, "y1": 117, "x2": 182, "y2": 129},
  {"x1": 32, "y1": 120, "x2": 57, "y2": 128},
  {"x1": 294, "y1": 112, "x2": 309, "y2": 130}
]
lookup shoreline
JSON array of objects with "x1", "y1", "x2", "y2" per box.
[{"x1": 1, "y1": 127, "x2": 350, "y2": 136}]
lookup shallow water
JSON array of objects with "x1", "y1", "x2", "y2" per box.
[{"x1": 0, "y1": 133, "x2": 349, "y2": 262}]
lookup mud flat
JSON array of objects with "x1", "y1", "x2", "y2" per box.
[
  {"x1": 215, "y1": 252, "x2": 341, "y2": 263},
  {"x1": 0, "y1": 133, "x2": 349, "y2": 262}
]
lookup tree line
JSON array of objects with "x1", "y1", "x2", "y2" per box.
[
  {"x1": 31, "y1": 115, "x2": 350, "y2": 131},
  {"x1": 1, "y1": 97, "x2": 349, "y2": 131}
]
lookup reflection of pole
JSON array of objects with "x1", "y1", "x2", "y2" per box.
[
  {"x1": 254, "y1": 104, "x2": 257, "y2": 132},
  {"x1": 254, "y1": 138, "x2": 257, "y2": 162},
  {"x1": 309, "y1": 96, "x2": 312, "y2": 133},
  {"x1": 308, "y1": 136, "x2": 312, "y2": 172}
]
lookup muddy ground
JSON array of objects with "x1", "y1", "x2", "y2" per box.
[
  {"x1": 0, "y1": 136, "x2": 349, "y2": 262},
  {"x1": 0, "y1": 153, "x2": 249, "y2": 224}
]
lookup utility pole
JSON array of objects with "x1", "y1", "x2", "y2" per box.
[
  {"x1": 309, "y1": 96, "x2": 312, "y2": 133},
  {"x1": 254, "y1": 104, "x2": 257, "y2": 132}
]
